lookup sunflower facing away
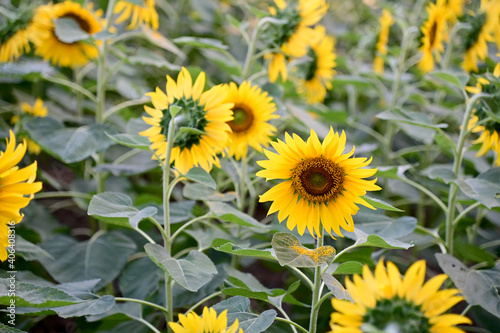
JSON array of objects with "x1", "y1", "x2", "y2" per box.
[
  {"x1": 0, "y1": 131, "x2": 42, "y2": 261},
  {"x1": 462, "y1": 0, "x2": 499, "y2": 72},
  {"x1": 329, "y1": 260, "x2": 472, "y2": 333},
  {"x1": 223, "y1": 81, "x2": 278, "y2": 160},
  {"x1": 0, "y1": 4, "x2": 48, "y2": 62},
  {"x1": 418, "y1": 1, "x2": 448, "y2": 73},
  {"x1": 294, "y1": 25, "x2": 336, "y2": 104},
  {"x1": 140, "y1": 68, "x2": 234, "y2": 174},
  {"x1": 11, "y1": 98, "x2": 48, "y2": 155},
  {"x1": 169, "y1": 307, "x2": 243, "y2": 333},
  {"x1": 373, "y1": 9, "x2": 394, "y2": 75},
  {"x1": 466, "y1": 77, "x2": 500, "y2": 166},
  {"x1": 33, "y1": 1, "x2": 102, "y2": 68},
  {"x1": 114, "y1": 0, "x2": 159, "y2": 30},
  {"x1": 263, "y1": 0, "x2": 329, "y2": 82},
  {"x1": 256, "y1": 127, "x2": 380, "y2": 237}
]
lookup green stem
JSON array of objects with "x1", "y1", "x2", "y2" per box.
[
  {"x1": 170, "y1": 213, "x2": 211, "y2": 243},
  {"x1": 399, "y1": 177, "x2": 448, "y2": 214},
  {"x1": 136, "y1": 318, "x2": 162, "y2": 333},
  {"x1": 148, "y1": 216, "x2": 169, "y2": 243},
  {"x1": 453, "y1": 201, "x2": 483, "y2": 227},
  {"x1": 275, "y1": 317, "x2": 309, "y2": 333},
  {"x1": 103, "y1": 97, "x2": 149, "y2": 120},
  {"x1": 43, "y1": 75, "x2": 96, "y2": 102},
  {"x1": 74, "y1": 66, "x2": 83, "y2": 119},
  {"x1": 416, "y1": 225, "x2": 447, "y2": 253},
  {"x1": 183, "y1": 291, "x2": 222, "y2": 315},
  {"x1": 269, "y1": 304, "x2": 298, "y2": 333},
  {"x1": 309, "y1": 228, "x2": 324, "y2": 333},
  {"x1": 35, "y1": 191, "x2": 93, "y2": 200},
  {"x1": 289, "y1": 266, "x2": 314, "y2": 290},
  {"x1": 238, "y1": 156, "x2": 249, "y2": 211},
  {"x1": 115, "y1": 297, "x2": 169, "y2": 315},
  {"x1": 163, "y1": 118, "x2": 176, "y2": 331},
  {"x1": 315, "y1": 291, "x2": 333, "y2": 312},
  {"x1": 445, "y1": 92, "x2": 486, "y2": 255}
]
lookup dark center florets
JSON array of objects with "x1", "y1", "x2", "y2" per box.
[
  {"x1": 228, "y1": 106, "x2": 254, "y2": 133},
  {"x1": 291, "y1": 157, "x2": 345, "y2": 203}
]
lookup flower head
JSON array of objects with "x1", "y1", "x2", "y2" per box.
[
  {"x1": 33, "y1": 1, "x2": 102, "y2": 68},
  {"x1": 329, "y1": 260, "x2": 472, "y2": 333},
  {"x1": 418, "y1": 1, "x2": 449, "y2": 73},
  {"x1": 224, "y1": 81, "x2": 278, "y2": 160},
  {"x1": 263, "y1": 0, "x2": 328, "y2": 82},
  {"x1": 114, "y1": 0, "x2": 159, "y2": 30},
  {"x1": 256, "y1": 127, "x2": 380, "y2": 237},
  {"x1": 0, "y1": 131, "x2": 42, "y2": 261},
  {"x1": 0, "y1": 4, "x2": 48, "y2": 62},
  {"x1": 140, "y1": 68, "x2": 233, "y2": 173},
  {"x1": 373, "y1": 9, "x2": 394, "y2": 75},
  {"x1": 294, "y1": 25, "x2": 336, "y2": 104},
  {"x1": 169, "y1": 307, "x2": 243, "y2": 333}
]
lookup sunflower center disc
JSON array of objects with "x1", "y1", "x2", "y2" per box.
[
  {"x1": 228, "y1": 107, "x2": 254, "y2": 133},
  {"x1": 292, "y1": 157, "x2": 344, "y2": 203}
]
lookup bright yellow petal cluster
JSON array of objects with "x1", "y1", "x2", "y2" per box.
[
  {"x1": 12, "y1": 98, "x2": 48, "y2": 155},
  {"x1": 0, "y1": 131, "x2": 42, "y2": 261},
  {"x1": 33, "y1": 1, "x2": 102, "y2": 68},
  {"x1": 266, "y1": 0, "x2": 328, "y2": 82},
  {"x1": 224, "y1": 81, "x2": 278, "y2": 160},
  {"x1": 463, "y1": 0, "x2": 500, "y2": 72},
  {"x1": 440, "y1": 0, "x2": 465, "y2": 21},
  {"x1": 257, "y1": 127, "x2": 380, "y2": 237},
  {"x1": 418, "y1": 1, "x2": 449, "y2": 73},
  {"x1": 329, "y1": 260, "x2": 472, "y2": 333},
  {"x1": 169, "y1": 307, "x2": 243, "y2": 333},
  {"x1": 114, "y1": 0, "x2": 159, "y2": 30},
  {"x1": 373, "y1": 9, "x2": 394, "y2": 75},
  {"x1": 295, "y1": 25, "x2": 336, "y2": 104},
  {"x1": 140, "y1": 68, "x2": 233, "y2": 174}
]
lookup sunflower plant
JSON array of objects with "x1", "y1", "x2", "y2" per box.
[{"x1": 1, "y1": 0, "x2": 500, "y2": 332}]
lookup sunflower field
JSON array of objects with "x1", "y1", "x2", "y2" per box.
[{"x1": 1, "y1": 0, "x2": 500, "y2": 332}]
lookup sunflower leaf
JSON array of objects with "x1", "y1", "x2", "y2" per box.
[
  {"x1": 182, "y1": 167, "x2": 216, "y2": 189},
  {"x1": 362, "y1": 196, "x2": 403, "y2": 212},
  {"x1": 54, "y1": 18, "x2": 90, "y2": 44},
  {"x1": 207, "y1": 202, "x2": 268, "y2": 229},
  {"x1": 0, "y1": 323, "x2": 28, "y2": 333},
  {"x1": 15, "y1": 295, "x2": 115, "y2": 318},
  {"x1": 106, "y1": 133, "x2": 151, "y2": 150},
  {"x1": 271, "y1": 232, "x2": 336, "y2": 267},
  {"x1": 173, "y1": 36, "x2": 229, "y2": 51}
]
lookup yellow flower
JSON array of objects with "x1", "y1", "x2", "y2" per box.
[
  {"x1": 223, "y1": 81, "x2": 278, "y2": 160},
  {"x1": 256, "y1": 127, "x2": 380, "y2": 237},
  {"x1": 418, "y1": 2, "x2": 449, "y2": 73},
  {"x1": 140, "y1": 68, "x2": 233, "y2": 174},
  {"x1": 294, "y1": 25, "x2": 336, "y2": 104},
  {"x1": 462, "y1": 0, "x2": 499, "y2": 72},
  {"x1": 169, "y1": 307, "x2": 243, "y2": 333},
  {"x1": 329, "y1": 260, "x2": 472, "y2": 333},
  {"x1": 441, "y1": 0, "x2": 465, "y2": 21},
  {"x1": 373, "y1": 9, "x2": 394, "y2": 75},
  {"x1": 0, "y1": 5, "x2": 48, "y2": 62},
  {"x1": 0, "y1": 131, "x2": 42, "y2": 261},
  {"x1": 114, "y1": 0, "x2": 159, "y2": 31},
  {"x1": 33, "y1": 1, "x2": 102, "y2": 68},
  {"x1": 11, "y1": 98, "x2": 48, "y2": 155},
  {"x1": 264, "y1": 0, "x2": 328, "y2": 82}
]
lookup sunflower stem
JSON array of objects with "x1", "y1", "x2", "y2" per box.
[
  {"x1": 163, "y1": 117, "x2": 176, "y2": 332},
  {"x1": 115, "y1": 297, "x2": 169, "y2": 315},
  {"x1": 445, "y1": 92, "x2": 486, "y2": 255},
  {"x1": 309, "y1": 228, "x2": 325, "y2": 333}
]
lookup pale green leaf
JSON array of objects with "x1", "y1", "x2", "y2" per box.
[
  {"x1": 271, "y1": 232, "x2": 335, "y2": 267},
  {"x1": 362, "y1": 196, "x2": 403, "y2": 212},
  {"x1": 54, "y1": 17, "x2": 89, "y2": 43}
]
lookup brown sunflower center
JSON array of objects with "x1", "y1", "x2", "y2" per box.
[
  {"x1": 291, "y1": 157, "x2": 345, "y2": 203},
  {"x1": 61, "y1": 13, "x2": 91, "y2": 33},
  {"x1": 429, "y1": 21, "x2": 437, "y2": 47},
  {"x1": 228, "y1": 106, "x2": 254, "y2": 133}
]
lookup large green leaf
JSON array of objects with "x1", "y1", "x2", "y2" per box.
[
  {"x1": 377, "y1": 109, "x2": 448, "y2": 130},
  {"x1": 107, "y1": 133, "x2": 151, "y2": 150},
  {"x1": 86, "y1": 302, "x2": 142, "y2": 322},
  {"x1": 16, "y1": 236, "x2": 52, "y2": 261},
  {"x1": 454, "y1": 177, "x2": 500, "y2": 209},
  {"x1": 183, "y1": 183, "x2": 236, "y2": 202},
  {"x1": 212, "y1": 296, "x2": 277, "y2": 333},
  {"x1": 144, "y1": 244, "x2": 217, "y2": 292},
  {"x1": 0, "y1": 280, "x2": 80, "y2": 307},
  {"x1": 213, "y1": 242, "x2": 275, "y2": 261},
  {"x1": 54, "y1": 17, "x2": 89, "y2": 43},
  {"x1": 88, "y1": 192, "x2": 157, "y2": 228},
  {"x1": 208, "y1": 202, "x2": 268, "y2": 229},
  {"x1": 39, "y1": 233, "x2": 137, "y2": 290},
  {"x1": 271, "y1": 232, "x2": 335, "y2": 267},
  {"x1": 119, "y1": 257, "x2": 162, "y2": 300},
  {"x1": 0, "y1": 322, "x2": 28, "y2": 332},
  {"x1": 436, "y1": 254, "x2": 500, "y2": 319},
  {"x1": 15, "y1": 295, "x2": 115, "y2": 318},
  {"x1": 362, "y1": 196, "x2": 403, "y2": 212},
  {"x1": 431, "y1": 71, "x2": 469, "y2": 90},
  {"x1": 182, "y1": 167, "x2": 216, "y2": 189},
  {"x1": 173, "y1": 36, "x2": 228, "y2": 51},
  {"x1": 321, "y1": 274, "x2": 352, "y2": 301}
]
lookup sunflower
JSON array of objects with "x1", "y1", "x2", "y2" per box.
[
  {"x1": 418, "y1": 1, "x2": 449, "y2": 73},
  {"x1": 466, "y1": 77, "x2": 500, "y2": 166},
  {"x1": 329, "y1": 260, "x2": 472, "y2": 333},
  {"x1": 441, "y1": 0, "x2": 465, "y2": 21},
  {"x1": 114, "y1": 0, "x2": 159, "y2": 31},
  {"x1": 33, "y1": 1, "x2": 102, "y2": 68},
  {"x1": 294, "y1": 25, "x2": 336, "y2": 104},
  {"x1": 140, "y1": 67, "x2": 234, "y2": 174},
  {"x1": 263, "y1": 0, "x2": 329, "y2": 82},
  {"x1": 373, "y1": 9, "x2": 394, "y2": 75},
  {"x1": 169, "y1": 307, "x2": 243, "y2": 333},
  {"x1": 256, "y1": 127, "x2": 380, "y2": 237},
  {"x1": 11, "y1": 98, "x2": 48, "y2": 155},
  {"x1": 462, "y1": 0, "x2": 499, "y2": 72},
  {"x1": 0, "y1": 4, "x2": 48, "y2": 62},
  {"x1": 0, "y1": 131, "x2": 42, "y2": 261},
  {"x1": 223, "y1": 81, "x2": 278, "y2": 160}
]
